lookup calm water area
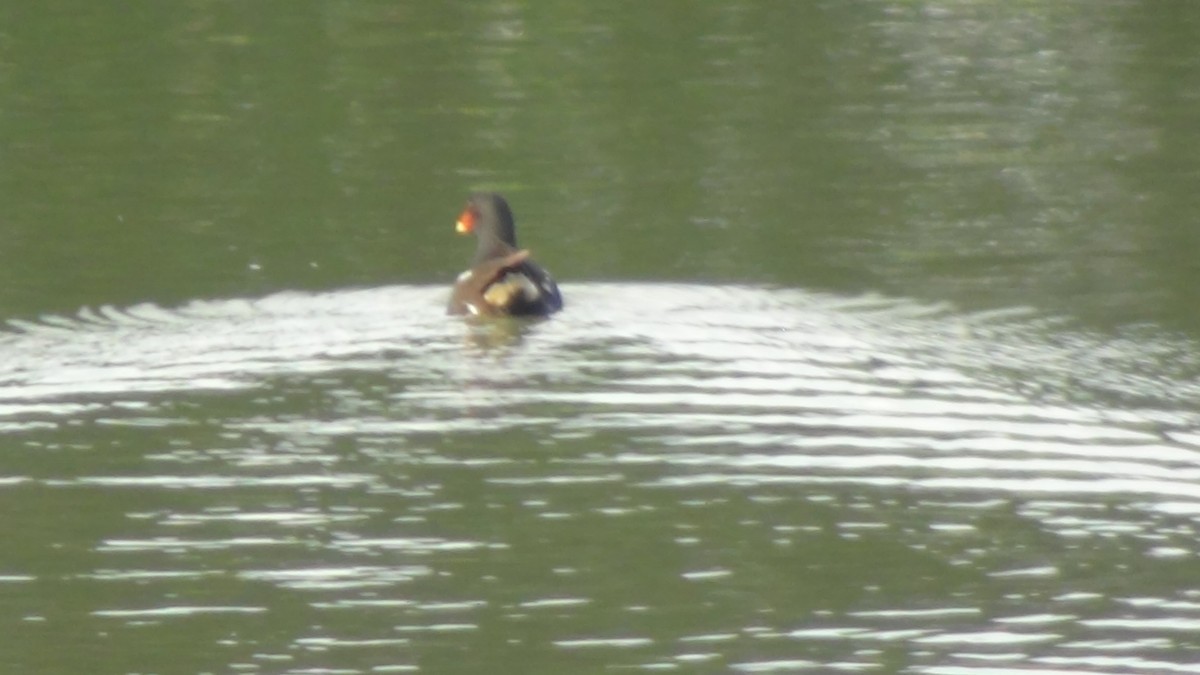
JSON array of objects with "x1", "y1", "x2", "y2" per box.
[{"x1": 4, "y1": 2, "x2": 1200, "y2": 673}]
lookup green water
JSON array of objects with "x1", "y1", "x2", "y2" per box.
[
  {"x1": 4, "y1": 2, "x2": 1200, "y2": 673},
  {"x1": 6, "y1": 2, "x2": 1199, "y2": 326}
]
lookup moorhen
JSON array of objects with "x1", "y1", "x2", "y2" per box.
[{"x1": 447, "y1": 193, "x2": 563, "y2": 317}]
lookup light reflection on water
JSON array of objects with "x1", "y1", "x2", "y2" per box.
[{"x1": 2, "y1": 283, "x2": 1200, "y2": 672}]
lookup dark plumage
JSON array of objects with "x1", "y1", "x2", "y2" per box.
[{"x1": 447, "y1": 193, "x2": 563, "y2": 317}]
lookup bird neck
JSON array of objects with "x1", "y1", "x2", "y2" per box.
[{"x1": 472, "y1": 231, "x2": 518, "y2": 265}]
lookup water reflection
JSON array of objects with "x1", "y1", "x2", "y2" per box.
[{"x1": 2, "y1": 283, "x2": 1200, "y2": 672}]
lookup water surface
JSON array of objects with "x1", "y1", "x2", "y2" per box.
[
  {"x1": 3, "y1": 284, "x2": 1200, "y2": 672},
  {"x1": 4, "y1": 1, "x2": 1200, "y2": 673}
]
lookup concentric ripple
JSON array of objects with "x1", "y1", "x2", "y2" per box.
[{"x1": 2, "y1": 283, "x2": 1199, "y2": 673}]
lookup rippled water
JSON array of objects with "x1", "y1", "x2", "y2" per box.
[{"x1": 4, "y1": 284, "x2": 1200, "y2": 673}]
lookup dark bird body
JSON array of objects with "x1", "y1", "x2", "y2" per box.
[{"x1": 447, "y1": 193, "x2": 563, "y2": 317}]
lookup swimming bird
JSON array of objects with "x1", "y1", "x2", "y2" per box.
[{"x1": 447, "y1": 193, "x2": 563, "y2": 317}]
